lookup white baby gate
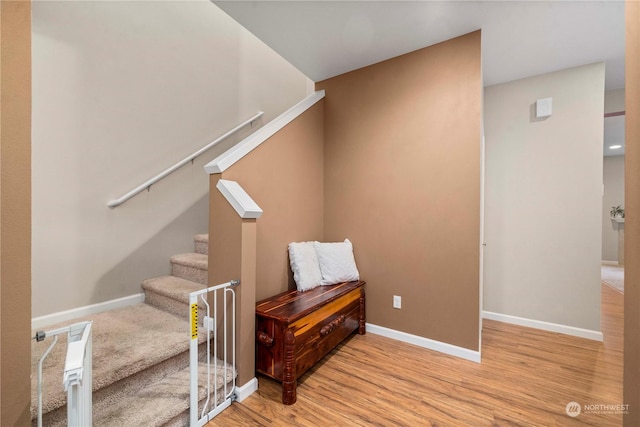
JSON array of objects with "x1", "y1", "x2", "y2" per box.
[
  {"x1": 189, "y1": 279, "x2": 239, "y2": 427},
  {"x1": 34, "y1": 321, "x2": 93, "y2": 427}
]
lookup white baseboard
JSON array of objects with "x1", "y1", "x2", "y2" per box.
[
  {"x1": 482, "y1": 311, "x2": 604, "y2": 342},
  {"x1": 366, "y1": 323, "x2": 481, "y2": 363},
  {"x1": 601, "y1": 260, "x2": 620, "y2": 266},
  {"x1": 234, "y1": 377, "x2": 258, "y2": 402},
  {"x1": 32, "y1": 293, "x2": 145, "y2": 330}
]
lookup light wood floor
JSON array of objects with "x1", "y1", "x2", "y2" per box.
[{"x1": 208, "y1": 284, "x2": 623, "y2": 426}]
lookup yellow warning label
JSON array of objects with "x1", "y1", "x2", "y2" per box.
[{"x1": 190, "y1": 303, "x2": 198, "y2": 340}]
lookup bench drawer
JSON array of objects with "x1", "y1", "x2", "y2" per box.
[{"x1": 293, "y1": 289, "x2": 361, "y2": 376}]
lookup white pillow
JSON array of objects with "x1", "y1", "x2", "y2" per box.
[
  {"x1": 288, "y1": 242, "x2": 323, "y2": 291},
  {"x1": 314, "y1": 239, "x2": 360, "y2": 286}
]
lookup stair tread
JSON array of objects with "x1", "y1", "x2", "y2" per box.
[
  {"x1": 143, "y1": 275, "x2": 206, "y2": 304},
  {"x1": 33, "y1": 235, "x2": 221, "y2": 423},
  {"x1": 194, "y1": 234, "x2": 209, "y2": 243},
  {"x1": 170, "y1": 252, "x2": 208, "y2": 269},
  {"x1": 30, "y1": 303, "x2": 205, "y2": 417},
  {"x1": 194, "y1": 234, "x2": 209, "y2": 255},
  {"x1": 97, "y1": 359, "x2": 235, "y2": 427}
]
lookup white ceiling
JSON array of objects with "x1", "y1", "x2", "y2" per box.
[
  {"x1": 214, "y1": 0, "x2": 625, "y2": 89},
  {"x1": 214, "y1": 0, "x2": 626, "y2": 156}
]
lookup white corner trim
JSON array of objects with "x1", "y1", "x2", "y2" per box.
[
  {"x1": 234, "y1": 377, "x2": 258, "y2": 402},
  {"x1": 216, "y1": 179, "x2": 263, "y2": 219},
  {"x1": 482, "y1": 311, "x2": 604, "y2": 342},
  {"x1": 32, "y1": 293, "x2": 145, "y2": 330},
  {"x1": 366, "y1": 323, "x2": 481, "y2": 363},
  {"x1": 204, "y1": 90, "x2": 325, "y2": 174}
]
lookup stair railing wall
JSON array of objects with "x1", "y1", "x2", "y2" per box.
[
  {"x1": 205, "y1": 91, "x2": 325, "y2": 397},
  {"x1": 107, "y1": 112, "x2": 263, "y2": 208}
]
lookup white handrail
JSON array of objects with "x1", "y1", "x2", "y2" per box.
[
  {"x1": 216, "y1": 180, "x2": 263, "y2": 219},
  {"x1": 205, "y1": 91, "x2": 324, "y2": 174},
  {"x1": 107, "y1": 112, "x2": 264, "y2": 208}
]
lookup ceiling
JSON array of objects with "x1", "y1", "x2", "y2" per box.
[
  {"x1": 214, "y1": 0, "x2": 626, "y2": 156},
  {"x1": 214, "y1": 0, "x2": 624, "y2": 89}
]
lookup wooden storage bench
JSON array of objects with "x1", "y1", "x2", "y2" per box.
[{"x1": 255, "y1": 280, "x2": 366, "y2": 404}]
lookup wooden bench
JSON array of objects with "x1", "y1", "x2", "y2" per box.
[{"x1": 255, "y1": 280, "x2": 366, "y2": 404}]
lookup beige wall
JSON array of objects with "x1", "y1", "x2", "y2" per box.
[
  {"x1": 317, "y1": 31, "x2": 482, "y2": 351},
  {"x1": 624, "y1": 1, "x2": 640, "y2": 424},
  {"x1": 602, "y1": 156, "x2": 625, "y2": 262},
  {"x1": 484, "y1": 63, "x2": 604, "y2": 332},
  {"x1": 31, "y1": 0, "x2": 312, "y2": 317},
  {"x1": 0, "y1": 1, "x2": 32, "y2": 424}
]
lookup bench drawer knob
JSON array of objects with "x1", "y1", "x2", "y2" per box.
[
  {"x1": 320, "y1": 315, "x2": 346, "y2": 337},
  {"x1": 257, "y1": 331, "x2": 274, "y2": 347}
]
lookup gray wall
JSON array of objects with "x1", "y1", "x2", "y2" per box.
[
  {"x1": 31, "y1": 0, "x2": 311, "y2": 317},
  {"x1": 484, "y1": 63, "x2": 605, "y2": 332},
  {"x1": 602, "y1": 89, "x2": 625, "y2": 263},
  {"x1": 602, "y1": 156, "x2": 625, "y2": 262}
]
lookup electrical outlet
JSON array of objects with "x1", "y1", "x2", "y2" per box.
[
  {"x1": 393, "y1": 295, "x2": 402, "y2": 309},
  {"x1": 203, "y1": 315, "x2": 215, "y2": 331}
]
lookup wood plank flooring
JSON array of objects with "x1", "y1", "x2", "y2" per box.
[{"x1": 208, "y1": 285, "x2": 623, "y2": 426}]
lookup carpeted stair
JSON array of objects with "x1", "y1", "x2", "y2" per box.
[
  {"x1": 31, "y1": 234, "x2": 236, "y2": 426},
  {"x1": 143, "y1": 234, "x2": 209, "y2": 319}
]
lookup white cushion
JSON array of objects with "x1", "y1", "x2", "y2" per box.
[
  {"x1": 314, "y1": 239, "x2": 360, "y2": 286},
  {"x1": 288, "y1": 242, "x2": 323, "y2": 291}
]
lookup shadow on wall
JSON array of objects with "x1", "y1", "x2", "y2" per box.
[
  {"x1": 92, "y1": 116, "x2": 263, "y2": 303},
  {"x1": 94, "y1": 194, "x2": 209, "y2": 303}
]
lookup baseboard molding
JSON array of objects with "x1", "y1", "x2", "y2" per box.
[
  {"x1": 482, "y1": 311, "x2": 604, "y2": 342},
  {"x1": 32, "y1": 293, "x2": 145, "y2": 330},
  {"x1": 366, "y1": 323, "x2": 481, "y2": 363},
  {"x1": 601, "y1": 260, "x2": 620, "y2": 266},
  {"x1": 234, "y1": 377, "x2": 258, "y2": 402}
]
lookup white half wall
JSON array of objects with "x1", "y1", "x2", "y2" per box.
[
  {"x1": 483, "y1": 63, "x2": 605, "y2": 332},
  {"x1": 32, "y1": 0, "x2": 311, "y2": 317}
]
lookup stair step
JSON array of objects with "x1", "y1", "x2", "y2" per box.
[
  {"x1": 30, "y1": 304, "x2": 214, "y2": 426},
  {"x1": 170, "y1": 253, "x2": 208, "y2": 285},
  {"x1": 143, "y1": 275, "x2": 206, "y2": 319},
  {"x1": 96, "y1": 360, "x2": 235, "y2": 427},
  {"x1": 194, "y1": 233, "x2": 209, "y2": 255}
]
